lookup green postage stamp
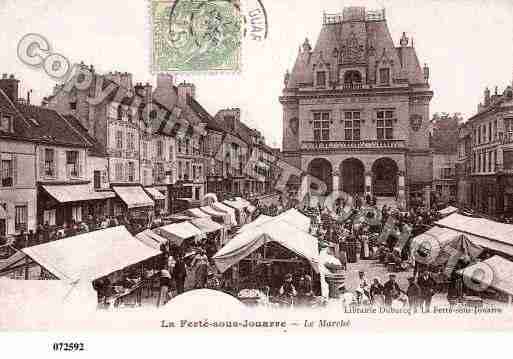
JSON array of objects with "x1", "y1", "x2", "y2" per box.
[{"x1": 151, "y1": 0, "x2": 242, "y2": 73}]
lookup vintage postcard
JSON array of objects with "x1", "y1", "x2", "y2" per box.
[{"x1": 2, "y1": 0, "x2": 513, "y2": 350}]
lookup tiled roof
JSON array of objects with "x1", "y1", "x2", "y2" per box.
[
  {"x1": 63, "y1": 114, "x2": 106, "y2": 156},
  {"x1": 0, "y1": 88, "x2": 91, "y2": 147}
]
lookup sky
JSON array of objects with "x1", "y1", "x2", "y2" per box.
[{"x1": 1, "y1": 0, "x2": 513, "y2": 148}]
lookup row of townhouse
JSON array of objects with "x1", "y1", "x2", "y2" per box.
[
  {"x1": 456, "y1": 82, "x2": 513, "y2": 218},
  {"x1": 0, "y1": 68, "x2": 278, "y2": 238}
]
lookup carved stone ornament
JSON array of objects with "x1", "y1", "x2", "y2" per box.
[
  {"x1": 342, "y1": 32, "x2": 365, "y2": 64},
  {"x1": 289, "y1": 117, "x2": 299, "y2": 135},
  {"x1": 410, "y1": 114, "x2": 423, "y2": 132}
]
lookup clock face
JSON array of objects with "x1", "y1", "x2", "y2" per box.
[{"x1": 410, "y1": 114, "x2": 423, "y2": 132}]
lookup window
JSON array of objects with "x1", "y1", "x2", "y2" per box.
[
  {"x1": 488, "y1": 122, "x2": 492, "y2": 142},
  {"x1": 494, "y1": 120, "x2": 498, "y2": 141},
  {"x1": 44, "y1": 149, "x2": 55, "y2": 177},
  {"x1": 379, "y1": 68, "x2": 390, "y2": 84},
  {"x1": 178, "y1": 138, "x2": 183, "y2": 154},
  {"x1": 482, "y1": 125, "x2": 486, "y2": 144},
  {"x1": 178, "y1": 161, "x2": 183, "y2": 180},
  {"x1": 313, "y1": 112, "x2": 330, "y2": 141},
  {"x1": 155, "y1": 163, "x2": 165, "y2": 182},
  {"x1": 115, "y1": 163, "x2": 123, "y2": 181},
  {"x1": 198, "y1": 166, "x2": 202, "y2": 180},
  {"x1": 376, "y1": 110, "x2": 394, "y2": 140},
  {"x1": 69, "y1": 101, "x2": 77, "y2": 110},
  {"x1": 316, "y1": 71, "x2": 326, "y2": 87},
  {"x1": 0, "y1": 115, "x2": 12, "y2": 132},
  {"x1": 43, "y1": 209, "x2": 56, "y2": 226},
  {"x1": 14, "y1": 205, "x2": 27, "y2": 232},
  {"x1": 66, "y1": 151, "x2": 79, "y2": 178},
  {"x1": 494, "y1": 150, "x2": 497, "y2": 171},
  {"x1": 441, "y1": 167, "x2": 452, "y2": 179},
  {"x1": 128, "y1": 162, "x2": 135, "y2": 182},
  {"x1": 142, "y1": 142, "x2": 148, "y2": 159},
  {"x1": 157, "y1": 140, "x2": 163, "y2": 159},
  {"x1": 193, "y1": 165, "x2": 197, "y2": 180},
  {"x1": 343, "y1": 71, "x2": 362, "y2": 85},
  {"x1": 489, "y1": 151, "x2": 493, "y2": 172},
  {"x1": 344, "y1": 111, "x2": 361, "y2": 140},
  {"x1": 185, "y1": 162, "x2": 190, "y2": 180},
  {"x1": 115, "y1": 131, "x2": 123, "y2": 149},
  {"x1": 185, "y1": 139, "x2": 190, "y2": 155},
  {"x1": 1, "y1": 159, "x2": 13, "y2": 187},
  {"x1": 505, "y1": 119, "x2": 513, "y2": 141},
  {"x1": 127, "y1": 133, "x2": 135, "y2": 151},
  {"x1": 169, "y1": 145, "x2": 174, "y2": 161}
]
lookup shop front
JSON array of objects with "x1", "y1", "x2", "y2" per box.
[
  {"x1": 38, "y1": 183, "x2": 115, "y2": 228},
  {"x1": 112, "y1": 186, "x2": 155, "y2": 227},
  {"x1": 145, "y1": 187, "x2": 167, "y2": 215}
]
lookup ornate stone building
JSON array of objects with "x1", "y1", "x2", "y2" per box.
[{"x1": 280, "y1": 7, "x2": 433, "y2": 206}]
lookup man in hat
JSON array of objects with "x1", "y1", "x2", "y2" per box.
[
  {"x1": 406, "y1": 277, "x2": 421, "y2": 312},
  {"x1": 417, "y1": 271, "x2": 436, "y2": 312},
  {"x1": 279, "y1": 273, "x2": 297, "y2": 298},
  {"x1": 383, "y1": 274, "x2": 402, "y2": 307},
  {"x1": 191, "y1": 249, "x2": 209, "y2": 289}
]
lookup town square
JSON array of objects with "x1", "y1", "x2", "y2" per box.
[{"x1": 1, "y1": 0, "x2": 513, "y2": 332}]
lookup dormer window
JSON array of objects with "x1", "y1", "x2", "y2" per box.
[
  {"x1": 343, "y1": 70, "x2": 362, "y2": 89},
  {"x1": 0, "y1": 115, "x2": 12, "y2": 133},
  {"x1": 379, "y1": 68, "x2": 390, "y2": 84},
  {"x1": 316, "y1": 71, "x2": 327, "y2": 87}
]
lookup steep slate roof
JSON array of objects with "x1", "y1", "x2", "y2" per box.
[
  {"x1": 288, "y1": 7, "x2": 425, "y2": 87},
  {"x1": 430, "y1": 116, "x2": 459, "y2": 154},
  {"x1": 63, "y1": 114, "x2": 106, "y2": 156},
  {"x1": 0, "y1": 88, "x2": 91, "y2": 148}
]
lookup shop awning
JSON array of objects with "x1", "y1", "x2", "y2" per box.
[
  {"x1": 113, "y1": 186, "x2": 154, "y2": 209},
  {"x1": 145, "y1": 187, "x2": 166, "y2": 201},
  {"x1": 459, "y1": 256, "x2": 513, "y2": 296},
  {"x1": 22, "y1": 226, "x2": 160, "y2": 284},
  {"x1": 190, "y1": 218, "x2": 224, "y2": 234},
  {"x1": 155, "y1": 222, "x2": 203, "y2": 245},
  {"x1": 213, "y1": 220, "x2": 320, "y2": 273},
  {"x1": 211, "y1": 202, "x2": 237, "y2": 226},
  {"x1": 42, "y1": 184, "x2": 115, "y2": 203},
  {"x1": 223, "y1": 199, "x2": 246, "y2": 210},
  {"x1": 0, "y1": 205, "x2": 6, "y2": 219},
  {"x1": 436, "y1": 214, "x2": 513, "y2": 251},
  {"x1": 135, "y1": 230, "x2": 168, "y2": 250},
  {"x1": 439, "y1": 206, "x2": 458, "y2": 216},
  {"x1": 186, "y1": 208, "x2": 211, "y2": 219}
]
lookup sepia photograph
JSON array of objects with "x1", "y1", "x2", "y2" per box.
[{"x1": 1, "y1": 0, "x2": 513, "y2": 350}]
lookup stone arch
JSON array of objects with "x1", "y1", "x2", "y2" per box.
[
  {"x1": 307, "y1": 157, "x2": 333, "y2": 195},
  {"x1": 340, "y1": 158, "x2": 365, "y2": 194},
  {"x1": 371, "y1": 157, "x2": 398, "y2": 197}
]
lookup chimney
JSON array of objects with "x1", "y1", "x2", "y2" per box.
[
  {"x1": 156, "y1": 73, "x2": 174, "y2": 90},
  {"x1": 0, "y1": 74, "x2": 19, "y2": 102},
  {"x1": 177, "y1": 82, "x2": 195, "y2": 104},
  {"x1": 484, "y1": 87, "x2": 490, "y2": 106}
]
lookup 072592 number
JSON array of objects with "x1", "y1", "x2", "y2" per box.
[{"x1": 52, "y1": 343, "x2": 85, "y2": 351}]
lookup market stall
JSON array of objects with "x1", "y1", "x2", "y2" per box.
[
  {"x1": 211, "y1": 202, "x2": 238, "y2": 227},
  {"x1": 275, "y1": 208, "x2": 311, "y2": 233},
  {"x1": 199, "y1": 206, "x2": 232, "y2": 226},
  {"x1": 135, "y1": 230, "x2": 169, "y2": 250},
  {"x1": 458, "y1": 255, "x2": 513, "y2": 304},
  {"x1": 155, "y1": 221, "x2": 204, "y2": 246},
  {"x1": 190, "y1": 217, "x2": 226, "y2": 250},
  {"x1": 438, "y1": 206, "x2": 458, "y2": 217},
  {"x1": 435, "y1": 214, "x2": 513, "y2": 258},
  {"x1": 185, "y1": 208, "x2": 211, "y2": 219},
  {"x1": 213, "y1": 220, "x2": 323, "y2": 300},
  {"x1": 223, "y1": 199, "x2": 248, "y2": 225}
]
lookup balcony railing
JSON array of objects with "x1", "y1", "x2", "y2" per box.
[
  {"x1": 302, "y1": 139, "x2": 406, "y2": 150},
  {"x1": 342, "y1": 82, "x2": 363, "y2": 90}
]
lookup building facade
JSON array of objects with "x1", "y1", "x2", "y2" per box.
[
  {"x1": 458, "y1": 85, "x2": 513, "y2": 218},
  {"x1": 280, "y1": 7, "x2": 433, "y2": 207}
]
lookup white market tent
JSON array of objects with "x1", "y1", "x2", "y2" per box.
[
  {"x1": 237, "y1": 215, "x2": 274, "y2": 233},
  {"x1": 0, "y1": 278, "x2": 98, "y2": 329},
  {"x1": 155, "y1": 222, "x2": 204, "y2": 245},
  {"x1": 435, "y1": 213, "x2": 513, "y2": 257},
  {"x1": 213, "y1": 220, "x2": 320, "y2": 274},
  {"x1": 275, "y1": 208, "x2": 311, "y2": 233},
  {"x1": 186, "y1": 208, "x2": 211, "y2": 219},
  {"x1": 135, "y1": 230, "x2": 169, "y2": 250},
  {"x1": 224, "y1": 199, "x2": 247, "y2": 210},
  {"x1": 211, "y1": 202, "x2": 238, "y2": 226},
  {"x1": 459, "y1": 256, "x2": 513, "y2": 297},
  {"x1": 21, "y1": 227, "x2": 160, "y2": 284},
  {"x1": 190, "y1": 218, "x2": 224, "y2": 234},
  {"x1": 439, "y1": 206, "x2": 458, "y2": 216}
]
